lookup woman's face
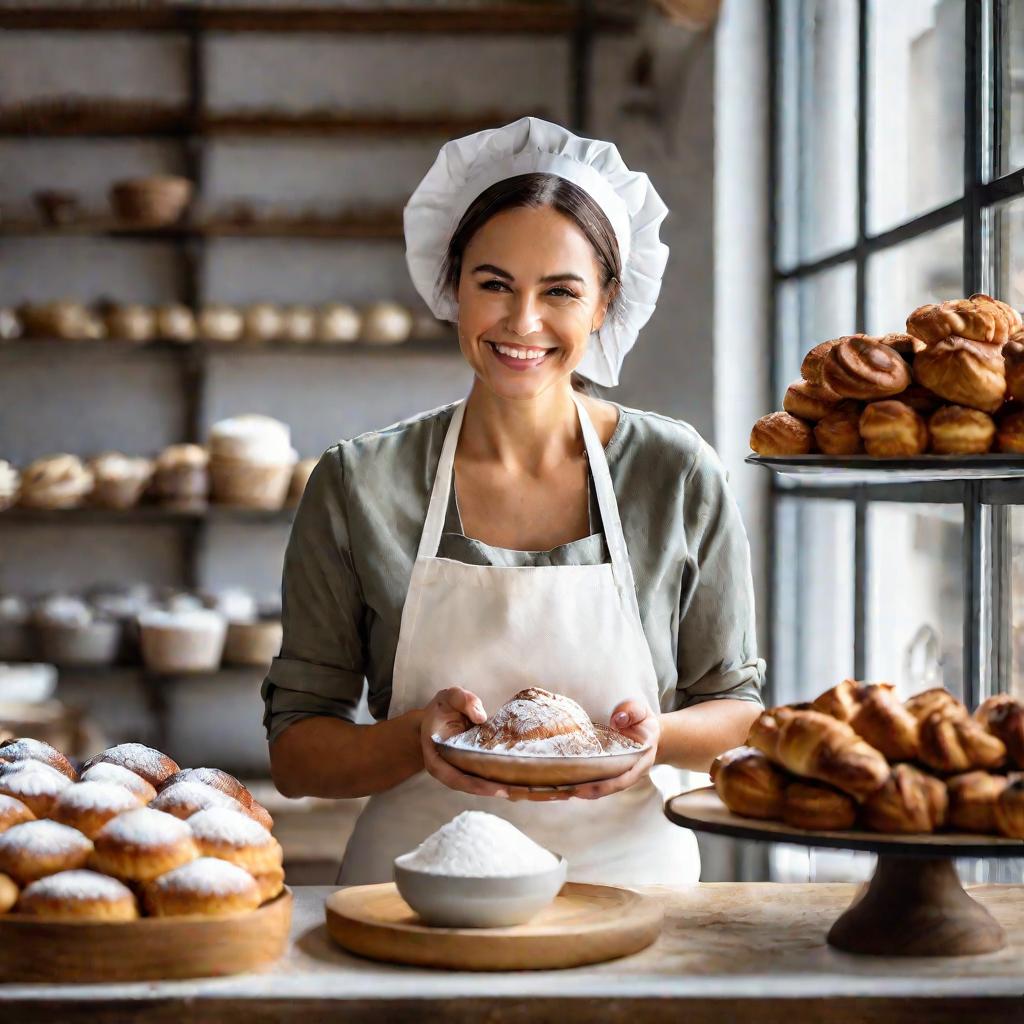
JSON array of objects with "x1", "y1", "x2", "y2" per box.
[{"x1": 455, "y1": 204, "x2": 612, "y2": 401}]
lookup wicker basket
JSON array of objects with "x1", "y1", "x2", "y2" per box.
[
  {"x1": 223, "y1": 620, "x2": 283, "y2": 667},
  {"x1": 91, "y1": 472, "x2": 153, "y2": 510},
  {"x1": 139, "y1": 616, "x2": 227, "y2": 674},
  {"x1": 110, "y1": 175, "x2": 193, "y2": 227},
  {"x1": 35, "y1": 620, "x2": 121, "y2": 668},
  {"x1": 209, "y1": 455, "x2": 294, "y2": 510}
]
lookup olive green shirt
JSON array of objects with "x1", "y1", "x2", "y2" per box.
[{"x1": 261, "y1": 402, "x2": 765, "y2": 742}]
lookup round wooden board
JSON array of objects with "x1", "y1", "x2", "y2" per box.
[
  {"x1": 0, "y1": 887, "x2": 293, "y2": 983},
  {"x1": 325, "y1": 882, "x2": 662, "y2": 971},
  {"x1": 666, "y1": 787, "x2": 1024, "y2": 857}
]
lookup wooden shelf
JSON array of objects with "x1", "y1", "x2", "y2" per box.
[
  {"x1": 0, "y1": 336, "x2": 456, "y2": 355},
  {"x1": 0, "y1": 504, "x2": 295, "y2": 526},
  {"x1": 0, "y1": 3, "x2": 631, "y2": 34}
]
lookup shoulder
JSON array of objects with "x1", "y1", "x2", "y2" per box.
[{"x1": 610, "y1": 403, "x2": 725, "y2": 486}]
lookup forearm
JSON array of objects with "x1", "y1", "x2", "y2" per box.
[
  {"x1": 655, "y1": 698, "x2": 762, "y2": 772},
  {"x1": 269, "y1": 709, "x2": 425, "y2": 799}
]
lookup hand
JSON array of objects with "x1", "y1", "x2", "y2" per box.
[
  {"x1": 420, "y1": 687, "x2": 573, "y2": 803},
  {"x1": 568, "y1": 700, "x2": 660, "y2": 801}
]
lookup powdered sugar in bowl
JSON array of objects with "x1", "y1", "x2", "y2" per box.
[{"x1": 393, "y1": 812, "x2": 567, "y2": 928}]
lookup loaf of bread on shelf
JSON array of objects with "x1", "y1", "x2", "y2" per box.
[
  {"x1": 858, "y1": 401, "x2": 928, "y2": 457},
  {"x1": 772, "y1": 709, "x2": 890, "y2": 801},
  {"x1": 913, "y1": 336, "x2": 1006, "y2": 413},
  {"x1": 917, "y1": 706, "x2": 1007, "y2": 774},
  {"x1": 928, "y1": 406, "x2": 996, "y2": 455},
  {"x1": 749, "y1": 412, "x2": 815, "y2": 456},
  {"x1": 783, "y1": 379, "x2": 840, "y2": 422},
  {"x1": 813, "y1": 402, "x2": 864, "y2": 455},
  {"x1": 861, "y1": 764, "x2": 947, "y2": 834},
  {"x1": 822, "y1": 336, "x2": 912, "y2": 401},
  {"x1": 974, "y1": 694, "x2": 1024, "y2": 769},
  {"x1": 946, "y1": 770, "x2": 1011, "y2": 834},
  {"x1": 710, "y1": 746, "x2": 787, "y2": 820},
  {"x1": 782, "y1": 780, "x2": 857, "y2": 831}
]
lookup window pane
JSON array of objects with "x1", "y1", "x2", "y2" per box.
[
  {"x1": 867, "y1": 0, "x2": 964, "y2": 234},
  {"x1": 774, "y1": 497, "x2": 855, "y2": 704},
  {"x1": 776, "y1": 262, "x2": 856, "y2": 404},
  {"x1": 868, "y1": 504, "x2": 964, "y2": 701},
  {"x1": 996, "y1": 0, "x2": 1024, "y2": 176},
  {"x1": 992, "y1": 194, "x2": 1024, "y2": 306},
  {"x1": 776, "y1": 0, "x2": 859, "y2": 269},
  {"x1": 1013, "y1": 507, "x2": 1024, "y2": 700},
  {"x1": 865, "y1": 220, "x2": 963, "y2": 334}
]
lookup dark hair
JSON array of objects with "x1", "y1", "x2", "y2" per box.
[{"x1": 438, "y1": 173, "x2": 621, "y2": 394}]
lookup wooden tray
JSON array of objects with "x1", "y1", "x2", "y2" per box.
[
  {"x1": 0, "y1": 887, "x2": 293, "y2": 982},
  {"x1": 667, "y1": 788, "x2": 1024, "y2": 957},
  {"x1": 325, "y1": 882, "x2": 662, "y2": 970}
]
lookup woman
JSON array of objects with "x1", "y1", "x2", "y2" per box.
[{"x1": 263, "y1": 117, "x2": 764, "y2": 886}]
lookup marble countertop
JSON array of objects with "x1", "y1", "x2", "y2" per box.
[{"x1": 5, "y1": 883, "x2": 1024, "y2": 1023}]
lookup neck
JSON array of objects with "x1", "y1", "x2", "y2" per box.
[{"x1": 460, "y1": 380, "x2": 584, "y2": 476}]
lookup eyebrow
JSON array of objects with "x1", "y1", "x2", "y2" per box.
[{"x1": 471, "y1": 263, "x2": 586, "y2": 285}]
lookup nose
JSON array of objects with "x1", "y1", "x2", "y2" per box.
[{"x1": 505, "y1": 291, "x2": 542, "y2": 338}]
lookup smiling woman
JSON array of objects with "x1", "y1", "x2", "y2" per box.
[{"x1": 263, "y1": 117, "x2": 765, "y2": 888}]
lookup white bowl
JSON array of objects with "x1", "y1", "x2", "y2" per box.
[
  {"x1": 0, "y1": 662, "x2": 57, "y2": 703},
  {"x1": 393, "y1": 854, "x2": 567, "y2": 928}
]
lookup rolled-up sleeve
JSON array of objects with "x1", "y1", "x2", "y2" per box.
[
  {"x1": 673, "y1": 445, "x2": 766, "y2": 710},
  {"x1": 261, "y1": 446, "x2": 367, "y2": 742}
]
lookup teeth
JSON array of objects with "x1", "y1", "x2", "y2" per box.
[{"x1": 494, "y1": 343, "x2": 548, "y2": 360}]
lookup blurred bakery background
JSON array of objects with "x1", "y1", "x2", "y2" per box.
[{"x1": 2, "y1": 0, "x2": 1024, "y2": 886}]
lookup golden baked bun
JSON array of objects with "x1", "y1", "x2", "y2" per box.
[
  {"x1": 895, "y1": 383, "x2": 943, "y2": 417},
  {"x1": 996, "y1": 407, "x2": 1024, "y2": 454},
  {"x1": 783, "y1": 379, "x2": 840, "y2": 422},
  {"x1": 974, "y1": 694, "x2": 1024, "y2": 769},
  {"x1": 81, "y1": 743, "x2": 180, "y2": 788},
  {"x1": 907, "y1": 296, "x2": 1011, "y2": 347},
  {"x1": 744, "y1": 705, "x2": 811, "y2": 761},
  {"x1": 0, "y1": 820, "x2": 93, "y2": 885},
  {"x1": 16, "y1": 869, "x2": 138, "y2": 922},
  {"x1": 186, "y1": 806, "x2": 283, "y2": 875},
  {"x1": 710, "y1": 746, "x2": 787, "y2": 820},
  {"x1": 993, "y1": 778, "x2": 1024, "y2": 838},
  {"x1": 862, "y1": 764, "x2": 947, "y2": 834},
  {"x1": 879, "y1": 332, "x2": 926, "y2": 358},
  {"x1": 822, "y1": 336, "x2": 911, "y2": 400},
  {"x1": 150, "y1": 780, "x2": 247, "y2": 821},
  {"x1": 252, "y1": 863, "x2": 285, "y2": 904},
  {"x1": 0, "y1": 761, "x2": 73, "y2": 817},
  {"x1": 90, "y1": 807, "x2": 198, "y2": 884},
  {"x1": 972, "y1": 293, "x2": 1022, "y2": 335},
  {"x1": 904, "y1": 687, "x2": 967, "y2": 723},
  {"x1": 159, "y1": 768, "x2": 273, "y2": 830},
  {"x1": 458, "y1": 687, "x2": 603, "y2": 757},
  {"x1": 0, "y1": 737, "x2": 76, "y2": 779},
  {"x1": 0, "y1": 872, "x2": 17, "y2": 913},
  {"x1": 143, "y1": 857, "x2": 261, "y2": 918},
  {"x1": 913, "y1": 336, "x2": 1006, "y2": 412},
  {"x1": 773, "y1": 710, "x2": 890, "y2": 801},
  {"x1": 50, "y1": 781, "x2": 144, "y2": 840},
  {"x1": 811, "y1": 679, "x2": 861, "y2": 723},
  {"x1": 813, "y1": 402, "x2": 864, "y2": 455},
  {"x1": 859, "y1": 401, "x2": 928, "y2": 457},
  {"x1": 947, "y1": 771, "x2": 1010, "y2": 834},
  {"x1": 928, "y1": 405, "x2": 996, "y2": 454},
  {"x1": 782, "y1": 781, "x2": 856, "y2": 830},
  {"x1": 918, "y1": 707, "x2": 1007, "y2": 774},
  {"x1": 800, "y1": 337, "x2": 845, "y2": 386},
  {"x1": 1004, "y1": 337, "x2": 1024, "y2": 401},
  {"x1": 813, "y1": 680, "x2": 918, "y2": 760},
  {"x1": 79, "y1": 762, "x2": 157, "y2": 804},
  {"x1": 749, "y1": 412, "x2": 814, "y2": 456},
  {"x1": 0, "y1": 793, "x2": 35, "y2": 833}
]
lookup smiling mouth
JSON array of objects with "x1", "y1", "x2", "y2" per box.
[{"x1": 487, "y1": 341, "x2": 554, "y2": 361}]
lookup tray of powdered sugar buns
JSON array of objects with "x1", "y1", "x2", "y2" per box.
[
  {"x1": 432, "y1": 687, "x2": 649, "y2": 788},
  {"x1": 0, "y1": 738, "x2": 292, "y2": 983}
]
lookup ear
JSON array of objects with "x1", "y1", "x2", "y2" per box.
[{"x1": 591, "y1": 282, "x2": 619, "y2": 333}]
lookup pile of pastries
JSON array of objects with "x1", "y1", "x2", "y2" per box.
[
  {"x1": 0, "y1": 587, "x2": 282, "y2": 673},
  {"x1": 0, "y1": 738, "x2": 283, "y2": 921},
  {"x1": 712, "y1": 681, "x2": 1024, "y2": 837},
  {"x1": 750, "y1": 293, "x2": 1024, "y2": 457},
  {"x1": 3, "y1": 299, "x2": 447, "y2": 346},
  {"x1": 0, "y1": 415, "x2": 318, "y2": 513}
]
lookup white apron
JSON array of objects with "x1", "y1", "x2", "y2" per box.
[{"x1": 338, "y1": 395, "x2": 699, "y2": 887}]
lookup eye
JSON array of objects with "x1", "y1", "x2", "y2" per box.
[
  {"x1": 547, "y1": 286, "x2": 579, "y2": 299},
  {"x1": 480, "y1": 279, "x2": 508, "y2": 291}
]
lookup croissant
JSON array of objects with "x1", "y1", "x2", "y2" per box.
[
  {"x1": 913, "y1": 336, "x2": 1006, "y2": 413},
  {"x1": 774, "y1": 710, "x2": 890, "y2": 801},
  {"x1": 782, "y1": 780, "x2": 856, "y2": 830},
  {"x1": 1004, "y1": 337, "x2": 1024, "y2": 401},
  {"x1": 745, "y1": 704, "x2": 814, "y2": 761},
  {"x1": 906, "y1": 296, "x2": 1012, "y2": 347},
  {"x1": 750, "y1": 412, "x2": 814, "y2": 456},
  {"x1": 974, "y1": 695, "x2": 1024, "y2": 768},
  {"x1": 862, "y1": 764, "x2": 947, "y2": 834},
  {"x1": 904, "y1": 687, "x2": 967, "y2": 723},
  {"x1": 849, "y1": 684, "x2": 920, "y2": 761},
  {"x1": 994, "y1": 778, "x2": 1024, "y2": 838},
  {"x1": 711, "y1": 746, "x2": 787, "y2": 820},
  {"x1": 917, "y1": 707, "x2": 1006, "y2": 774},
  {"x1": 822, "y1": 336, "x2": 912, "y2": 401},
  {"x1": 947, "y1": 770, "x2": 1011, "y2": 834},
  {"x1": 812, "y1": 679, "x2": 861, "y2": 723}
]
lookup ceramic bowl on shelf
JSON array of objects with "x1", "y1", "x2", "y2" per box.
[
  {"x1": 109, "y1": 175, "x2": 193, "y2": 227},
  {"x1": 393, "y1": 854, "x2": 567, "y2": 928}
]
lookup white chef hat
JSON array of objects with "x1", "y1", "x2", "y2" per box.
[{"x1": 404, "y1": 116, "x2": 669, "y2": 387}]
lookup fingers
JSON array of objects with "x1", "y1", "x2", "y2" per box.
[
  {"x1": 610, "y1": 699, "x2": 648, "y2": 731},
  {"x1": 572, "y1": 748, "x2": 656, "y2": 800},
  {"x1": 442, "y1": 687, "x2": 487, "y2": 724},
  {"x1": 421, "y1": 734, "x2": 509, "y2": 799}
]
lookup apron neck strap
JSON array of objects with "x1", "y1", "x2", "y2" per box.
[{"x1": 417, "y1": 396, "x2": 640, "y2": 600}]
